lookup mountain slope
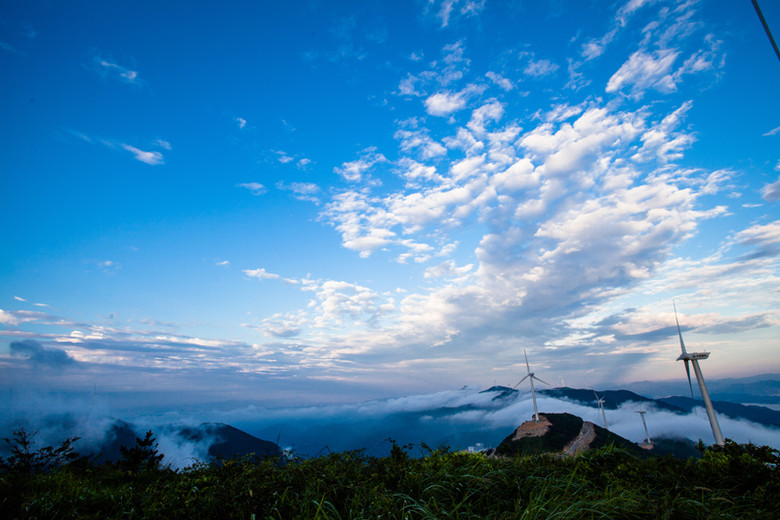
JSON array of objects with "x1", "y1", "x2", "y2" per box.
[
  {"x1": 94, "y1": 420, "x2": 279, "y2": 465},
  {"x1": 540, "y1": 387, "x2": 686, "y2": 413},
  {"x1": 493, "y1": 413, "x2": 646, "y2": 458}
]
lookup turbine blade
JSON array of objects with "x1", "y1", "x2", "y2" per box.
[
  {"x1": 524, "y1": 349, "x2": 531, "y2": 374},
  {"x1": 674, "y1": 302, "x2": 688, "y2": 355},
  {"x1": 533, "y1": 375, "x2": 551, "y2": 386},
  {"x1": 684, "y1": 359, "x2": 694, "y2": 399},
  {"x1": 513, "y1": 374, "x2": 530, "y2": 388}
]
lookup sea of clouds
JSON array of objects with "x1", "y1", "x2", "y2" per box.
[{"x1": 2, "y1": 386, "x2": 778, "y2": 469}]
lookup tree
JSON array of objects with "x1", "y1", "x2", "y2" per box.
[
  {"x1": 118, "y1": 430, "x2": 165, "y2": 472},
  {"x1": 1, "y1": 428, "x2": 80, "y2": 473}
]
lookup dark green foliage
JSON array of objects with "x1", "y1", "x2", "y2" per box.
[
  {"x1": 118, "y1": 430, "x2": 165, "y2": 472},
  {"x1": 495, "y1": 412, "x2": 584, "y2": 456},
  {"x1": 0, "y1": 434, "x2": 778, "y2": 519},
  {"x1": 0, "y1": 428, "x2": 81, "y2": 473},
  {"x1": 588, "y1": 424, "x2": 649, "y2": 457}
]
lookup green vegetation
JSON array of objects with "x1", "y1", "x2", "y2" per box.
[
  {"x1": 496, "y1": 413, "x2": 585, "y2": 456},
  {"x1": 1, "y1": 429, "x2": 778, "y2": 519}
]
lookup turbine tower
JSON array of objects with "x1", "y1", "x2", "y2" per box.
[
  {"x1": 674, "y1": 304, "x2": 725, "y2": 446},
  {"x1": 636, "y1": 410, "x2": 652, "y2": 446},
  {"x1": 513, "y1": 349, "x2": 550, "y2": 422},
  {"x1": 594, "y1": 391, "x2": 608, "y2": 428}
]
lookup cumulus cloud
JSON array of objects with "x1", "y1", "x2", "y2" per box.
[
  {"x1": 300, "y1": 279, "x2": 394, "y2": 329},
  {"x1": 394, "y1": 124, "x2": 448, "y2": 160},
  {"x1": 425, "y1": 91, "x2": 467, "y2": 116},
  {"x1": 261, "y1": 311, "x2": 307, "y2": 338},
  {"x1": 485, "y1": 71, "x2": 513, "y2": 91},
  {"x1": 334, "y1": 148, "x2": 387, "y2": 182}
]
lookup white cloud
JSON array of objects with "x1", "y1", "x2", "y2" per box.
[
  {"x1": 274, "y1": 150, "x2": 295, "y2": 164},
  {"x1": 579, "y1": 0, "x2": 661, "y2": 61},
  {"x1": 244, "y1": 268, "x2": 280, "y2": 281},
  {"x1": 394, "y1": 126, "x2": 447, "y2": 160},
  {"x1": 334, "y1": 148, "x2": 387, "y2": 182},
  {"x1": 763, "y1": 125, "x2": 780, "y2": 137},
  {"x1": 216, "y1": 260, "x2": 230, "y2": 267},
  {"x1": 632, "y1": 101, "x2": 695, "y2": 163},
  {"x1": 485, "y1": 71, "x2": 513, "y2": 91},
  {"x1": 735, "y1": 221, "x2": 780, "y2": 250},
  {"x1": 0, "y1": 309, "x2": 19, "y2": 326},
  {"x1": 424, "y1": 260, "x2": 473, "y2": 280},
  {"x1": 277, "y1": 181, "x2": 321, "y2": 203},
  {"x1": 467, "y1": 100, "x2": 504, "y2": 135},
  {"x1": 581, "y1": 29, "x2": 618, "y2": 61},
  {"x1": 236, "y1": 117, "x2": 247, "y2": 129},
  {"x1": 299, "y1": 279, "x2": 393, "y2": 328},
  {"x1": 432, "y1": 0, "x2": 485, "y2": 28},
  {"x1": 606, "y1": 49, "x2": 680, "y2": 97},
  {"x1": 425, "y1": 91, "x2": 467, "y2": 116},
  {"x1": 94, "y1": 56, "x2": 141, "y2": 84},
  {"x1": 121, "y1": 144, "x2": 164, "y2": 165},
  {"x1": 261, "y1": 311, "x2": 308, "y2": 338},
  {"x1": 237, "y1": 182, "x2": 266, "y2": 196},
  {"x1": 524, "y1": 58, "x2": 559, "y2": 78},
  {"x1": 98, "y1": 260, "x2": 119, "y2": 271},
  {"x1": 761, "y1": 177, "x2": 780, "y2": 202}
]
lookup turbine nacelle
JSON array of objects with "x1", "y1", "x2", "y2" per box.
[
  {"x1": 514, "y1": 349, "x2": 549, "y2": 422},
  {"x1": 672, "y1": 305, "x2": 725, "y2": 446},
  {"x1": 677, "y1": 352, "x2": 710, "y2": 361}
]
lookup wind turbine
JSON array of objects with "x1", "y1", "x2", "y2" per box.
[
  {"x1": 636, "y1": 410, "x2": 652, "y2": 446},
  {"x1": 513, "y1": 349, "x2": 550, "y2": 422},
  {"x1": 674, "y1": 304, "x2": 725, "y2": 446},
  {"x1": 594, "y1": 391, "x2": 608, "y2": 428}
]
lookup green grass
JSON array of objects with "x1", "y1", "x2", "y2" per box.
[{"x1": 1, "y1": 440, "x2": 778, "y2": 519}]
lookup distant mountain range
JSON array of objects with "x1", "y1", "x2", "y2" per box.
[
  {"x1": 535, "y1": 386, "x2": 780, "y2": 428},
  {"x1": 620, "y1": 373, "x2": 780, "y2": 406},
  {"x1": 92, "y1": 420, "x2": 279, "y2": 466},
  {"x1": 4, "y1": 380, "x2": 777, "y2": 466}
]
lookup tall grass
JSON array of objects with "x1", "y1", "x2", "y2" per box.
[{"x1": 1, "y1": 441, "x2": 777, "y2": 519}]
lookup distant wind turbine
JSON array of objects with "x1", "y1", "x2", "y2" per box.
[
  {"x1": 593, "y1": 391, "x2": 607, "y2": 428},
  {"x1": 513, "y1": 349, "x2": 550, "y2": 422},
  {"x1": 636, "y1": 410, "x2": 652, "y2": 445},
  {"x1": 674, "y1": 304, "x2": 725, "y2": 446}
]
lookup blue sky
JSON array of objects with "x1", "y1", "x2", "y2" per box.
[{"x1": 1, "y1": 0, "x2": 779, "y2": 411}]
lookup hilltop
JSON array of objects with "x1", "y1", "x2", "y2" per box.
[{"x1": 491, "y1": 413, "x2": 647, "y2": 458}]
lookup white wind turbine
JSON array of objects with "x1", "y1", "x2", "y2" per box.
[
  {"x1": 674, "y1": 304, "x2": 725, "y2": 446},
  {"x1": 513, "y1": 349, "x2": 550, "y2": 423},
  {"x1": 636, "y1": 410, "x2": 652, "y2": 446},
  {"x1": 593, "y1": 391, "x2": 608, "y2": 428}
]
